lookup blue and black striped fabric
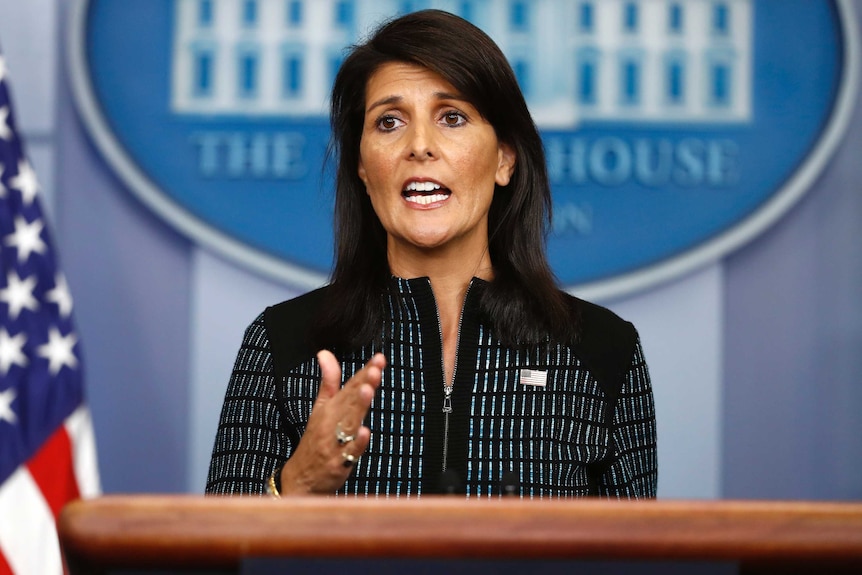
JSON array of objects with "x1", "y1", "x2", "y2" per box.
[{"x1": 206, "y1": 277, "x2": 657, "y2": 498}]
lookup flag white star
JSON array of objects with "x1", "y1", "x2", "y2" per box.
[
  {"x1": 46, "y1": 274, "x2": 74, "y2": 318},
  {"x1": 0, "y1": 387, "x2": 17, "y2": 424},
  {"x1": 38, "y1": 326, "x2": 79, "y2": 375},
  {"x1": 9, "y1": 160, "x2": 39, "y2": 204},
  {"x1": 0, "y1": 106, "x2": 11, "y2": 141},
  {"x1": 4, "y1": 215, "x2": 46, "y2": 263},
  {"x1": 0, "y1": 162, "x2": 7, "y2": 196},
  {"x1": 0, "y1": 270, "x2": 39, "y2": 319},
  {"x1": 0, "y1": 328, "x2": 28, "y2": 375}
]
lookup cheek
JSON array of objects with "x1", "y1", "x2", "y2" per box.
[
  {"x1": 468, "y1": 147, "x2": 506, "y2": 189},
  {"x1": 358, "y1": 147, "x2": 390, "y2": 189},
  {"x1": 363, "y1": 175, "x2": 393, "y2": 219}
]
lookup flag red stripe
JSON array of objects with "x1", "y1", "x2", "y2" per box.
[
  {"x1": 0, "y1": 548, "x2": 14, "y2": 575},
  {"x1": 26, "y1": 427, "x2": 81, "y2": 520}
]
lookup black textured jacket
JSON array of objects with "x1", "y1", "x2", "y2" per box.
[{"x1": 206, "y1": 277, "x2": 657, "y2": 497}]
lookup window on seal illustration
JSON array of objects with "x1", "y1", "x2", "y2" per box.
[
  {"x1": 237, "y1": 47, "x2": 260, "y2": 100},
  {"x1": 192, "y1": 44, "x2": 216, "y2": 99},
  {"x1": 241, "y1": 0, "x2": 258, "y2": 27},
  {"x1": 664, "y1": 54, "x2": 686, "y2": 106},
  {"x1": 510, "y1": 0, "x2": 530, "y2": 33},
  {"x1": 399, "y1": 1, "x2": 418, "y2": 15},
  {"x1": 513, "y1": 58, "x2": 531, "y2": 98},
  {"x1": 708, "y1": 57, "x2": 733, "y2": 108},
  {"x1": 668, "y1": 3, "x2": 684, "y2": 34},
  {"x1": 334, "y1": 0, "x2": 354, "y2": 29},
  {"x1": 623, "y1": 2, "x2": 639, "y2": 34},
  {"x1": 286, "y1": 0, "x2": 302, "y2": 27},
  {"x1": 577, "y1": 49, "x2": 600, "y2": 106},
  {"x1": 620, "y1": 56, "x2": 642, "y2": 106},
  {"x1": 578, "y1": 2, "x2": 595, "y2": 33},
  {"x1": 459, "y1": 1, "x2": 475, "y2": 23},
  {"x1": 197, "y1": 0, "x2": 214, "y2": 27},
  {"x1": 712, "y1": 2, "x2": 731, "y2": 36},
  {"x1": 282, "y1": 52, "x2": 304, "y2": 98}
]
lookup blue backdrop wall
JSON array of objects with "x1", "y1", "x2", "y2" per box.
[{"x1": 0, "y1": 0, "x2": 859, "y2": 499}]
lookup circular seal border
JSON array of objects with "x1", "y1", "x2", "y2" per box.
[{"x1": 67, "y1": 0, "x2": 860, "y2": 300}]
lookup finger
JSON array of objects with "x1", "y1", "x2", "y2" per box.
[
  {"x1": 333, "y1": 357, "x2": 385, "y2": 453},
  {"x1": 353, "y1": 425, "x2": 371, "y2": 453},
  {"x1": 316, "y1": 350, "x2": 342, "y2": 401},
  {"x1": 340, "y1": 354, "x2": 386, "y2": 419},
  {"x1": 343, "y1": 353, "x2": 387, "y2": 393},
  {"x1": 358, "y1": 383, "x2": 376, "y2": 404},
  {"x1": 367, "y1": 352, "x2": 387, "y2": 369},
  {"x1": 366, "y1": 353, "x2": 387, "y2": 388}
]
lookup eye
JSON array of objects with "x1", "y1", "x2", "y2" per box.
[
  {"x1": 441, "y1": 111, "x2": 467, "y2": 127},
  {"x1": 375, "y1": 115, "x2": 404, "y2": 132}
]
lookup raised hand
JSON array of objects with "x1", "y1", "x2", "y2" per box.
[{"x1": 278, "y1": 350, "x2": 386, "y2": 495}]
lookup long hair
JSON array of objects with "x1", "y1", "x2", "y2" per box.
[{"x1": 312, "y1": 9, "x2": 577, "y2": 351}]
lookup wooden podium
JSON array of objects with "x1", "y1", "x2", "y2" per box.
[{"x1": 59, "y1": 496, "x2": 862, "y2": 575}]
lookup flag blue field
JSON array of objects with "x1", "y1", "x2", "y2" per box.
[{"x1": 0, "y1": 49, "x2": 100, "y2": 575}]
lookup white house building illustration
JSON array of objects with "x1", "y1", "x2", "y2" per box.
[{"x1": 171, "y1": 0, "x2": 752, "y2": 127}]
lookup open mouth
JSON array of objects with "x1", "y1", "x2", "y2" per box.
[{"x1": 402, "y1": 181, "x2": 451, "y2": 205}]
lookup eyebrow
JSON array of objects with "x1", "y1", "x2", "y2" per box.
[{"x1": 365, "y1": 91, "x2": 467, "y2": 114}]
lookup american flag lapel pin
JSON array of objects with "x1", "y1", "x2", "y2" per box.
[{"x1": 519, "y1": 368, "x2": 547, "y2": 387}]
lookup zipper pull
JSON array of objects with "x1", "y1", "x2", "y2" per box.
[{"x1": 443, "y1": 387, "x2": 453, "y2": 413}]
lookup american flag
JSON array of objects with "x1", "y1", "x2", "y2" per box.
[{"x1": 0, "y1": 50, "x2": 100, "y2": 573}]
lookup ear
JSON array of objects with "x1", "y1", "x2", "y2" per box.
[
  {"x1": 358, "y1": 158, "x2": 368, "y2": 187},
  {"x1": 495, "y1": 142, "x2": 516, "y2": 187}
]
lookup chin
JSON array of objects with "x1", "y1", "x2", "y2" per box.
[
  {"x1": 399, "y1": 232, "x2": 452, "y2": 251},
  {"x1": 409, "y1": 239, "x2": 449, "y2": 251}
]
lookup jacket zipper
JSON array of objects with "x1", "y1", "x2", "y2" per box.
[{"x1": 439, "y1": 281, "x2": 472, "y2": 473}]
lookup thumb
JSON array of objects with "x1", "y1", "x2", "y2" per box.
[{"x1": 316, "y1": 350, "x2": 342, "y2": 401}]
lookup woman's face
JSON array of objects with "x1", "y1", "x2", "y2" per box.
[{"x1": 358, "y1": 62, "x2": 515, "y2": 262}]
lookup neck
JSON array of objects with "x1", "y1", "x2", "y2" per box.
[
  {"x1": 388, "y1": 241, "x2": 492, "y2": 334},
  {"x1": 388, "y1": 240, "x2": 493, "y2": 285}
]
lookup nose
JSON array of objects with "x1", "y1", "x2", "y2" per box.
[{"x1": 406, "y1": 120, "x2": 435, "y2": 160}]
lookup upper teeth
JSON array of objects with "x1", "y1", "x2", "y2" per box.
[
  {"x1": 405, "y1": 193, "x2": 448, "y2": 205},
  {"x1": 405, "y1": 181, "x2": 441, "y2": 192}
]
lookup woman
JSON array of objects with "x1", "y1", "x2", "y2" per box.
[{"x1": 206, "y1": 10, "x2": 657, "y2": 498}]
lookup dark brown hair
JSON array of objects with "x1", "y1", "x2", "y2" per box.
[{"x1": 314, "y1": 9, "x2": 576, "y2": 350}]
